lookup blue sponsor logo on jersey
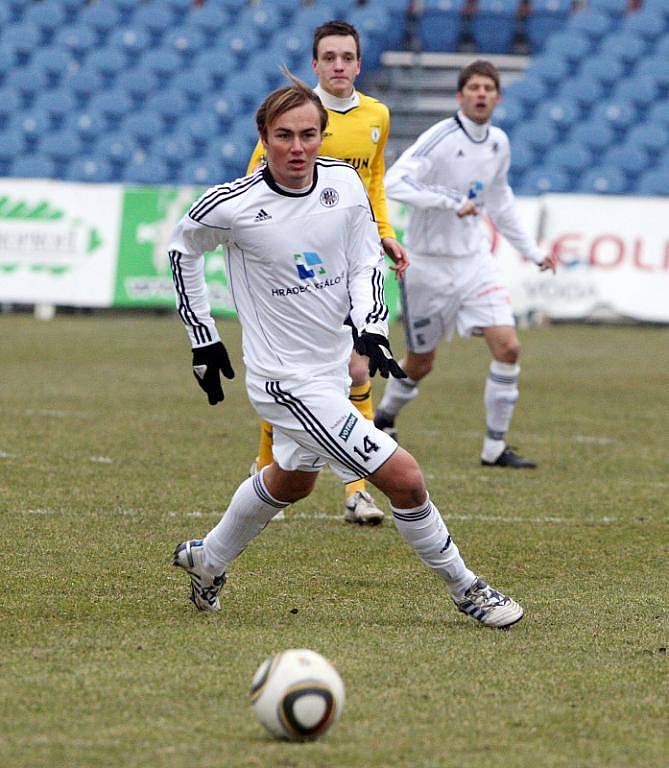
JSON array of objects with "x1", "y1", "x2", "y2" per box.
[
  {"x1": 467, "y1": 180, "x2": 484, "y2": 200},
  {"x1": 294, "y1": 251, "x2": 326, "y2": 279}
]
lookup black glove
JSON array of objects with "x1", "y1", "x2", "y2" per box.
[
  {"x1": 192, "y1": 342, "x2": 235, "y2": 405},
  {"x1": 354, "y1": 332, "x2": 407, "y2": 379}
]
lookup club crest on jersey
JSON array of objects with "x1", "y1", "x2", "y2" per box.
[
  {"x1": 467, "y1": 180, "x2": 484, "y2": 200},
  {"x1": 294, "y1": 251, "x2": 326, "y2": 279},
  {"x1": 320, "y1": 188, "x2": 339, "y2": 208},
  {"x1": 370, "y1": 126, "x2": 381, "y2": 143}
]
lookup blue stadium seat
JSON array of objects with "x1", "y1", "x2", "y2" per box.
[
  {"x1": 39, "y1": 128, "x2": 83, "y2": 163},
  {"x1": 587, "y1": 0, "x2": 629, "y2": 18},
  {"x1": 0, "y1": 131, "x2": 26, "y2": 170},
  {"x1": 558, "y1": 74, "x2": 604, "y2": 110},
  {"x1": 271, "y1": 29, "x2": 313, "y2": 67},
  {"x1": 122, "y1": 112, "x2": 166, "y2": 148},
  {"x1": 611, "y1": 76, "x2": 659, "y2": 113},
  {"x1": 180, "y1": 112, "x2": 222, "y2": 151},
  {"x1": 0, "y1": 88, "x2": 23, "y2": 129},
  {"x1": 238, "y1": 4, "x2": 282, "y2": 35},
  {"x1": 534, "y1": 97, "x2": 581, "y2": 131},
  {"x1": 34, "y1": 90, "x2": 79, "y2": 127},
  {"x1": 525, "y1": 0, "x2": 572, "y2": 53},
  {"x1": 364, "y1": 0, "x2": 408, "y2": 49},
  {"x1": 192, "y1": 50, "x2": 237, "y2": 89},
  {"x1": 637, "y1": 169, "x2": 669, "y2": 196},
  {"x1": 598, "y1": 32, "x2": 648, "y2": 70},
  {"x1": 67, "y1": 110, "x2": 109, "y2": 143},
  {"x1": 567, "y1": 9, "x2": 614, "y2": 42},
  {"x1": 24, "y1": 2, "x2": 67, "y2": 44},
  {"x1": 8, "y1": 109, "x2": 50, "y2": 147},
  {"x1": 634, "y1": 57, "x2": 669, "y2": 91},
  {"x1": 10, "y1": 155, "x2": 57, "y2": 179},
  {"x1": 418, "y1": 0, "x2": 466, "y2": 53},
  {"x1": 88, "y1": 90, "x2": 135, "y2": 124},
  {"x1": 525, "y1": 54, "x2": 569, "y2": 89},
  {"x1": 2, "y1": 22, "x2": 42, "y2": 62},
  {"x1": 164, "y1": 28, "x2": 207, "y2": 58},
  {"x1": 187, "y1": 3, "x2": 229, "y2": 44},
  {"x1": 471, "y1": 0, "x2": 521, "y2": 54},
  {"x1": 544, "y1": 32, "x2": 593, "y2": 71},
  {"x1": 139, "y1": 49, "x2": 183, "y2": 84},
  {"x1": 94, "y1": 131, "x2": 139, "y2": 168},
  {"x1": 504, "y1": 75, "x2": 548, "y2": 113},
  {"x1": 5, "y1": 65, "x2": 48, "y2": 106},
  {"x1": 591, "y1": 99, "x2": 638, "y2": 136},
  {"x1": 65, "y1": 157, "x2": 114, "y2": 183},
  {"x1": 509, "y1": 141, "x2": 535, "y2": 176},
  {"x1": 132, "y1": 5, "x2": 177, "y2": 45},
  {"x1": 223, "y1": 72, "x2": 271, "y2": 114},
  {"x1": 569, "y1": 119, "x2": 615, "y2": 152},
  {"x1": 511, "y1": 118, "x2": 557, "y2": 154},
  {"x1": 578, "y1": 56, "x2": 624, "y2": 90},
  {"x1": 145, "y1": 91, "x2": 191, "y2": 122},
  {"x1": 153, "y1": 133, "x2": 196, "y2": 167},
  {"x1": 80, "y1": 2, "x2": 121, "y2": 41},
  {"x1": 30, "y1": 47, "x2": 77, "y2": 88},
  {"x1": 124, "y1": 156, "x2": 170, "y2": 185},
  {"x1": 200, "y1": 94, "x2": 243, "y2": 130},
  {"x1": 54, "y1": 24, "x2": 98, "y2": 61},
  {"x1": 545, "y1": 142, "x2": 593, "y2": 175},
  {"x1": 579, "y1": 166, "x2": 627, "y2": 195},
  {"x1": 0, "y1": 4, "x2": 9, "y2": 29},
  {"x1": 622, "y1": 9, "x2": 665, "y2": 42},
  {"x1": 164, "y1": 0, "x2": 193, "y2": 18},
  {"x1": 107, "y1": 27, "x2": 152, "y2": 55},
  {"x1": 626, "y1": 124, "x2": 666, "y2": 154},
  {"x1": 86, "y1": 48, "x2": 130, "y2": 84},
  {"x1": 643, "y1": 0, "x2": 669, "y2": 20},
  {"x1": 172, "y1": 70, "x2": 217, "y2": 108},
  {"x1": 603, "y1": 144, "x2": 649, "y2": 182},
  {"x1": 647, "y1": 102, "x2": 669, "y2": 130},
  {"x1": 493, "y1": 96, "x2": 526, "y2": 132},
  {"x1": 116, "y1": 68, "x2": 161, "y2": 107},
  {"x1": 217, "y1": 26, "x2": 261, "y2": 64},
  {"x1": 293, "y1": 5, "x2": 338, "y2": 32},
  {"x1": 654, "y1": 36, "x2": 669, "y2": 60},
  {"x1": 519, "y1": 166, "x2": 570, "y2": 194}
]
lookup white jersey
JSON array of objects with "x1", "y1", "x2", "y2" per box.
[
  {"x1": 168, "y1": 159, "x2": 388, "y2": 379},
  {"x1": 385, "y1": 111, "x2": 543, "y2": 263}
]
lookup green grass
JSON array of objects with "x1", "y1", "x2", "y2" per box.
[{"x1": 1, "y1": 315, "x2": 667, "y2": 768}]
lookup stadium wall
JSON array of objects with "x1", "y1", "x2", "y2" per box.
[{"x1": 1, "y1": 180, "x2": 667, "y2": 323}]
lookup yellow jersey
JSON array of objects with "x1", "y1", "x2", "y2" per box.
[{"x1": 247, "y1": 90, "x2": 396, "y2": 240}]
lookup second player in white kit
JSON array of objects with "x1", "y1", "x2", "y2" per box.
[{"x1": 375, "y1": 60, "x2": 557, "y2": 469}]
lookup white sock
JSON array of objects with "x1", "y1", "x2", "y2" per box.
[
  {"x1": 378, "y1": 375, "x2": 419, "y2": 417},
  {"x1": 202, "y1": 469, "x2": 289, "y2": 574},
  {"x1": 391, "y1": 496, "x2": 476, "y2": 599},
  {"x1": 482, "y1": 360, "x2": 520, "y2": 462}
]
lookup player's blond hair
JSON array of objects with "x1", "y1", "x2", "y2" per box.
[{"x1": 255, "y1": 69, "x2": 329, "y2": 140}]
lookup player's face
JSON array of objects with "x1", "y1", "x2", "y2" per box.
[
  {"x1": 456, "y1": 74, "x2": 500, "y2": 124},
  {"x1": 262, "y1": 101, "x2": 323, "y2": 189},
  {"x1": 312, "y1": 34, "x2": 361, "y2": 98}
]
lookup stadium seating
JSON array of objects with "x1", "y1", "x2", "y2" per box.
[
  {"x1": 418, "y1": 0, "x2": 467, "y2": 53},
  {"x1": 471, "y1": 0, "x2": 521, "y2": 55},
  {"x1": 525, "y1": 0, "x2": 572, "y2": 53}
]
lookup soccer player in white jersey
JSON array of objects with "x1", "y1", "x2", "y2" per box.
[
  {"x1": 374, "y1": 60, "x2": 557, "y2": 469},
  {"x1": 168, "y1": 74, "x2": 524, "y2": 629}
]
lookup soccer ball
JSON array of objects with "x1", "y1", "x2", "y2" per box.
[{"x1": 250, "y1": 648, "x2": 345, "y2": 741}]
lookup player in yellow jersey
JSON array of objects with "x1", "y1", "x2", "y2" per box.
[{"x1": 247, "y1": 20, "x2": 408, "y2": 525}]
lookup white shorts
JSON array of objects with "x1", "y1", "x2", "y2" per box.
[
  {"x1": 246, "y1": 371, "x2": 398, "y2": 484},
  {"x1": 400, "y1": 249, "x2": 515, "y2": 353}
]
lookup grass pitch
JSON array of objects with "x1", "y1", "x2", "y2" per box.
[{"x1": 1, "y1": 314, "x2": 667, "y2": 768}]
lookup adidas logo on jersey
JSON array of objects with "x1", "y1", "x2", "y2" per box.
[{"x1": 254, "y1": 209, "x2": 272, "y2": 222}]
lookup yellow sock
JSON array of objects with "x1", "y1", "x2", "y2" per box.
[
  {"x1": 257, "y1": 420, "x2": 274, "y2": 470},
  {"x1": 345, "y1": 382, "x2": 373, "y2": 498}
]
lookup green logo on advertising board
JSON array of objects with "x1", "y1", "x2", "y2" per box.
[
  {"x1": 0, "y1": 194, "x2": 103, "y2": 275},
  {"x1": 114, "y1": 187, "x2": 235, "y2": 317}
]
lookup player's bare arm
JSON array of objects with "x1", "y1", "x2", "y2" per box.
[{"x1": 382, "y1": 237, "x2": 409, "y2": 278}]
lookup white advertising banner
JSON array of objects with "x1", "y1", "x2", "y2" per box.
[
  {"x1": 0, "y1": 179, "x2": 122, "y2": 306},
  {"x1": 492, "y1": 195, "x2": 669, "y2": 323}
]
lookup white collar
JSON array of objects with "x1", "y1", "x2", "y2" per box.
[
  {"x1": 314, "y1": 83, "x2": 360, "y2": 112},
  {"x1": 457, "y1": 110, "x2": 489, "y2": 141}
]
